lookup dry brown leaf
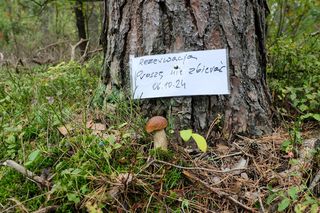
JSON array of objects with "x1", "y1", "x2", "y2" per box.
[
  {"x1": 58, "y1": 125, "x2": 73, "y2": 136},
  {"x1": 86, "y1": 120, "x2": 93, "y2": 129},
  {"x1": 86, "y1": 120, "x2": 106, "y2": 132},
  {"x1": 216, "y1": 143, "x2": 230, "y2": 155},
  {"x1": 107, "y1": 173, "x2": 133, "y2": 199},
  {"x1": 91, "y1": 123, "x2": 106, "y2": 131}
]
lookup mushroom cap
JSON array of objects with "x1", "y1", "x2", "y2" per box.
[{"x1": 145, "y1": 116, "x2": 168, "y2": 133}]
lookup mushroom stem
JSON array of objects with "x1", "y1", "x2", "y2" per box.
[{"x1": 153, "y1": 130, "x2": 168, "y2": 150}]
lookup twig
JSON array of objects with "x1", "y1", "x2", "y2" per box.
[
  {"x1": 145, "y1": 192, "x2": 154, "y2": 213},
  {"x1": 79, "y1": 47, "x2": 103, "y2": 63},
  {"x1": 31, "y1": 58, "x2": 51, "y2": 65},
  {"x1": 309, "y1": 169, "x2": 320, "y2": 190},
  {"x1": 79, "y1": 40, "x2": 90, "y2": 62},
  {"x1": 236, "y1": 134, "x2": 254, "y2": 142},
  {"x1": 35, "y1": 40, "x2": 68, "y2": 54},
  {"x1": 154, "y1": 159, "x2": 247, "y2": 174},
  {"x1": 2, "y1": 193, "x2": 49, "y2": 213},
  {"x1": 8, "y1": 198, "x2": 29, "y2": 213},
  {"x1": 258, "y1": 188, "x2": 265, "y2": 213},
  {"x1": 206, "y1": 114, "x2": 222, "y2": 140},
  {"x1": 211, "y1": 152, "x2": 242, "y2": 160},
  {"x1": 87, "y1": 48, "x2": 103, "y2": 55},
  {"x1": 70, "y1": 38, "x2": 89, "y2": 61},
  {"x1": 32, "y1": 205, "x2": 59, "y2": 213},
  {"x1": 310, "y1": 30, "x2": 320, "y2": 36},
  {"x1": 182, "y1": 170, "x2": 257, "y2": 212},
  {"x1": 0, "y1": 160, "x2": 51, "y2": 187},
  {"x1": 233, "y1": 142, "x2": 255, "y2": 158}
]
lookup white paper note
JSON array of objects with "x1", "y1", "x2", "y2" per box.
[{"x1": 130, "y1": 49, "x2": 229, "y2": 99}]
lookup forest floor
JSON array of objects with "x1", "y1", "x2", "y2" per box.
[{"x1": 0, "y1": 59, "x2": 320, "y2": 213}]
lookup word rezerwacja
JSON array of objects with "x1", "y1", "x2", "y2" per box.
[{"x1": 139, "y1": 54, "x2": 198, "y2": 66}]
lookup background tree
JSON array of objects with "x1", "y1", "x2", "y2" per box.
[
  {"x1": 74, "y1": 0, "x2": 88, "y2": 55},
  {"x1": 101, "y1": 0, "x2": 272, "y2": 137},
  {"x1": 0, "y1": 0, "x2": 103, "y2": 62}
]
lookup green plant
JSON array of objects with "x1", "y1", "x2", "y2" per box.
[
  {"x1": 266, "y1": 185, "x2": 319, "y2": 212},
  {"x1": 179, "y1": 129, "x2": 207, "y2": 152},
  {"x1": 281, "y1": 120, "x2": 302, "y2": 154},
  {"x1": 164, "y1": 168, "x2": 182, "y2": 190},
  {"x1": 267, "y1": 0, "x2": 320, "y2": 125},
  {"x1": 0, "y1": 60, "x2": 100, "y2": 210}
]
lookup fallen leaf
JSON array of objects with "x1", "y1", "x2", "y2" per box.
[
  {"x1": 58, "y1": 125, "x2": 73, "y2": 136},
  {"x1": 107, "y1": 173, "x2": 133, "y2": 199},
  {"x1": 231, "y1": 157, "x2": 248, "y2": 175},
  {"x1": 86, "y1": 120, "x2": 106, "y2": 132},
  {"x1": 240, "y1": 172, "x2": 249, "y2": 180},
  {"x1": 90, "y1": 123, "x2": 106, "y2": 131},
  {"x1": 86, "y1": 120, "x2": 93, "y2": 128},
  {"x1": 216, "y1": 143, "x2": 230, "y2": 155},
  {"x1": 244, "y1": 191, "x2": 259, "y2": 202}
]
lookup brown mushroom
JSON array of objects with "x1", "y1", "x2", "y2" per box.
[{"x1": 145, "y1": 116, "x2": 168, "y2": 150}]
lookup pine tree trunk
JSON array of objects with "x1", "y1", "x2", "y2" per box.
[{"x1": 100, "y1": 0, "x2": 272, "y2": 137}]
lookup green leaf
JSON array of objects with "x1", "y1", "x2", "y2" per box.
[
  {"x1": 67, "y1": 193, "x2": 80, "y2": 204},
  {"x1": 311, "y1": 204, "x2": 319, "y2": 213},
  {"x1": 294, "y1": 204, "x2": 307, "y2": 213},
  {"x1": 28, "y1": 149, "x2": 41, "y2": 161},
  {"x1": 281, "y1": 140, "x2": 292, "y2": 151},
  {"x1": 312, "y1": 114, "x2": 320, "y2": 121},
  {"x1": 180, "y1": 129, "x2": 193, "y2": 142},
  {"x1": 278, "y1": 197, "x2": 291, "y2": 212},
  {"x1": 71, "y1": 168, "x2": 82, "y2": 175},
  {"x1": 298, "y1": 104, "x2": 309, "y2": 112},
  {"x1": 191, "y1": 133, "x2": 207, "y2": 152},
  {"x1": 301, "y1": 113, "x2": 320, "y2": 121},
  {"x1": 25, "y1": 149, "x2": 41, "y2": 166},
  {"x1": 288, "y1": 186, "x2": 299, "y2": 200},
  {"x1": 266, "y1": 193, "x2": 278, "y2": 205}
]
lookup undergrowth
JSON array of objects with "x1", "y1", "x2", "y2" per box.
[
  {"x1": 0, "y1": 57, "x2": 197, "y2": 212},
  {"x1": 265, "y1": 0, "x2": 320, "y2": 211},
  {"x1": 0, "y1": 1, "x2": 319, "y2": 212},
  {"x1": 2, "y1": 55, "x2": 319, "y2": 212}
]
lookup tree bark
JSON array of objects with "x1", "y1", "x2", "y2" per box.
[
  {"x1": 101, "y1": 0, "x2": 272, "y2": 137},
  {"x1": 74, "y1": 0, "x2": 87, "y2": 55}
]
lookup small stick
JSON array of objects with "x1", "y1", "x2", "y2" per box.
[
  {"x1": 8, "y1": 198, "x2": 28, "y2": 213},
  {"x1": 154, "y1": 159, "x2": 247, "y2": 174},
  {"x1": 206, "y1": 114, "x2": 222, "y2": 140},
  {"x1": 233, "y1": 142, "x2": 255, "y2": 158},
  {"x1": 70, "y1": 38, "x2": 89, "y2": 61},
  {"x1": 182, "y1": 170, "x2": 257, "y2": 212},
  {"x1": 1, "y1": 160, "x2": 50, "y2": 187},
  {"x1": 258, "y1": 188, "x2": 265, "y2": 213},
  {"x1": 212, "y1": 152, "x2": 243, "y2": 160},
  {"x1": 309, "y1": 169, "x2": 320, "y2": 190},
  {"x1": 32, "y1": 205, "x2": 59, "y2": 213}
]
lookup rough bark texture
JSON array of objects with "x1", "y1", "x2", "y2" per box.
[
  {"x1": 101, "y1": 0, "x2": 272, "y2": 137},
  {"x1": 74, "y1": 0, "x2": 87, "y2": 54}
]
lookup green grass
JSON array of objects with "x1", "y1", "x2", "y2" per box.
[
  {"x1": 0, "y1": 57, "x2": 187, "y2": 212},
  {"x1": 0, "y1": 58, "x2": 105, "y2": 211}
]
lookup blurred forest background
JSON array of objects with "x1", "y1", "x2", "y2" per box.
[
  {"x1": 0, "y1": 0, "x2": 320, "y2": 212},
  {"x1": 0, "y1": 0, "x2": 103, "y2": 63}
]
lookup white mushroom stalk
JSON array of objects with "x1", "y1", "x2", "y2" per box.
[
  {"x1": 153, "y1": 129, "x2": 168, "y2": 150},
  {"x1": 145, "y1": 116, "x2": 168, "y2": 151}
]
